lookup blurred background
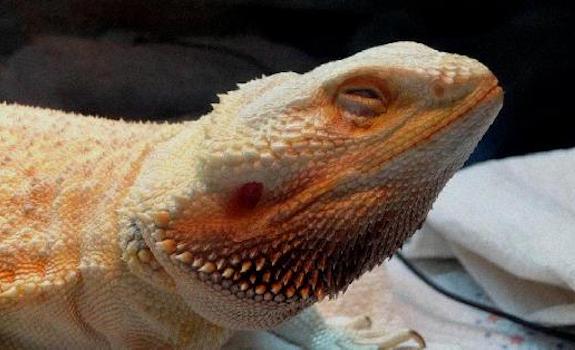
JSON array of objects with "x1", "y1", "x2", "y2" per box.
[{"x1": 1, "y1": 1, "x2": 574, "y2": 348}]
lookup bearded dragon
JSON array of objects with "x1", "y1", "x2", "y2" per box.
[{"x1": 0, "y1": 42, "x2": 502, "y2": 349}]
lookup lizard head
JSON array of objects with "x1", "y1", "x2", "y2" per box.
[{"x1": 122, "y1": 42, "x2": 502, "y2": 329}]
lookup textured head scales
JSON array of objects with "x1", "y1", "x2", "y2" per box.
[{"x1": 122, "y1": 42, "x2": 503, "y2": 329}]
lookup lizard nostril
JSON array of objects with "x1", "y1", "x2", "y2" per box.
[{"x1": 432, "y1": 83, "x2": 445, "y2": 98}]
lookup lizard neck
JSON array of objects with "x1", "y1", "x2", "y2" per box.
[{"x1": 117, "y1": 120, "x2": 205, "y2": 292}]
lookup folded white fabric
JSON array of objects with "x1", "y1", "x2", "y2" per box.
[{"x1": 404, "y1": 147, "x2": 575, "y2": 325}]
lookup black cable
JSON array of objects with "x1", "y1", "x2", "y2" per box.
[{"x1": 395, "y1": 252, "x2": 575, "y2": 343}]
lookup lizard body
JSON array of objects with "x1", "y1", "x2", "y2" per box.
[{"x1": 0, "y1": 42, "x2": 502, "y2": 348}]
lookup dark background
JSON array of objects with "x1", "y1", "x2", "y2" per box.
[{"x1": 1, "y1": 0, "x2": 573, "y2": 164}]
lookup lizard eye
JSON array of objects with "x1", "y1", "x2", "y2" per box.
[{"x1": 336, "y1": 84, "x2": 388, "y2": 127}]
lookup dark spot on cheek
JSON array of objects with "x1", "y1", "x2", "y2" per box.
[
  {"x1": 230, "y1": 182, "x2": 264, "y2": 213},
  {"x1": 238, "y1": 182, "x2": 264, "y2": 209}
]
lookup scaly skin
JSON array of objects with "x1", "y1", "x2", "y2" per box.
[{"x1": 0, "y1": 42, "x2": 502, "y2": 348}]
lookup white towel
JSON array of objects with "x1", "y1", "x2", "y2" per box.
[{"x1": 404, "y1": 147, "x2": 575, "y2": 325}]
